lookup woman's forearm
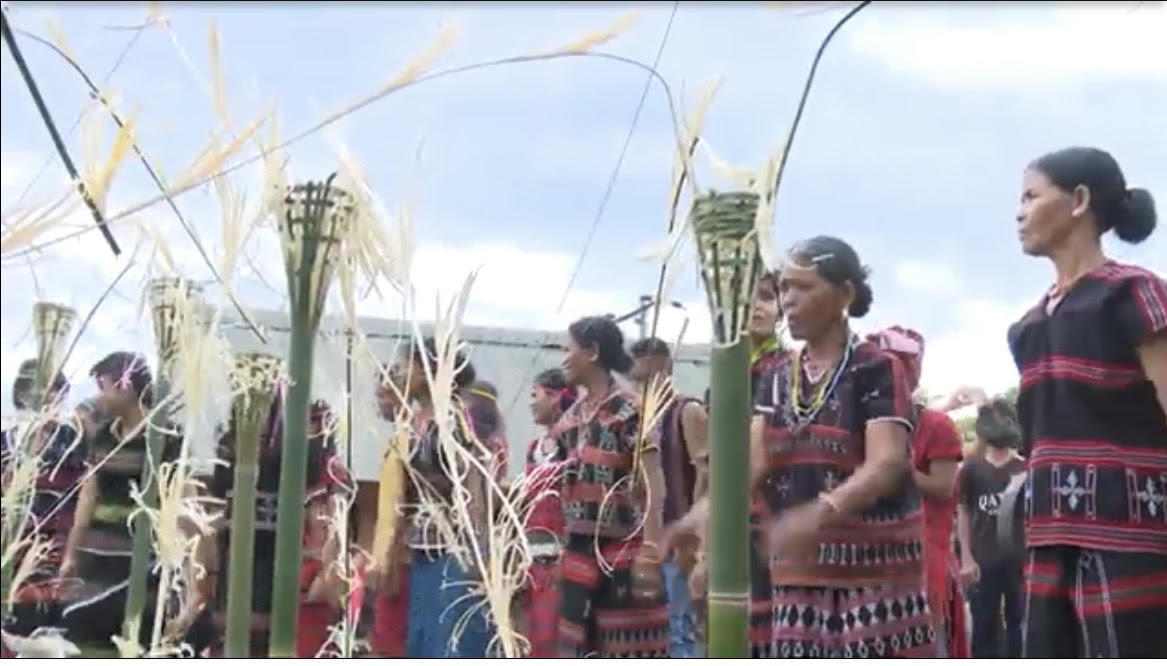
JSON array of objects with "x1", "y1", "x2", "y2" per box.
[
  {"x1": 64, "y1": 477, "x2": 97, "y2": 559},
  {"x1": 642, "y1": 451, "x2": 666, "y2": 549},
  {"x1": 913, "y1": 460, "x2": 958, "y2": 501},
  {"x1": 823, "y1": 453, "x2": 908, "y2": 522}
]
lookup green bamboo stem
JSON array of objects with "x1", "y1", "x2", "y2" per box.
[
  {"x1": 224, "y1": 384, "x2": 276, "y2": 657},
  {"x1": 268, "y1": 314, "x2": 315, "y2": 657},
  {"x1": 705, "y1": 340, "x2": 751, "y2": 658},
  {"x1": 121, "y1": 376, "x2": 170, "y2": 646}
]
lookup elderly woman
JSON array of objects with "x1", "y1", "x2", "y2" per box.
[
  {"x1": 1008, "y1": 146, "x2": 1166, "y2": 657},
  {"x1": 670, "y1": 237, "x2": 936, "y2": 658}
]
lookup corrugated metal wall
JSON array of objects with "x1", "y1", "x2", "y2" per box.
[{"x1": 218, "y1": 309, "x2": 711, "y2": 480}]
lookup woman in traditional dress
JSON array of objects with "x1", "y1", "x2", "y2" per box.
[
  {"x1": 866, "y1": 326, "x2": 969, "y2": 658},
  {"x1": 464, "y1": 380, "x2": 509, "y2": 486},
  {"x1": 60, "y1": 352, "x2": 180, "y2": 651},
  {"x1": 0, "y1": 361, "x2": 84, "y2": 639},
  {"x1": 555, "y1": 316, "x2": 668, "y2": 658},
  {"x1": 1008, "y1": 146, "x2": 1166, "y2": 657},
  {"x1": 670, "y1": 236, "x2": 936, "y2": 657},
  {"x1": 196, "y1": 396, "x2": 351, "y2": 657},
  {"x1": 516, "y1": 368, "x2": 576, "y2": 658},
  {"x1": 750, "y1": 270, "x2": 786, "y2": 391},
  {"x1": 388, "y1": 337, "x2": 492, "y2": 658}
]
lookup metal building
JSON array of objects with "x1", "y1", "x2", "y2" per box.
[{"x1": 218, "y1": 307, "x2": 712, "y2": 481}]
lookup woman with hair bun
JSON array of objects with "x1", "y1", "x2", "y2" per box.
[
  {"x1": 1009, "y1": 147, "x2": 1167, "y2": 658},
  {"x1": 554, "y1": 316, "x2": 668, "y2": 657},
  {"x1": 668, "y1": 236, "x2": 936, "y2": 657}
]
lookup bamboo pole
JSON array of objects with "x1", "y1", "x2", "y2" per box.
[
  {"x1": 705, "y1": 339, "x2": 751, "y2": 657},
  {"x1": 121, "y1": 279, "x2": 199, "y2": 646},
  {"x1": 268, "y1": 175, "x2": 354, "y2": 657},
  {"x1": 689, "y1": 190, "x2": 762, "y2": 658},
  {"x1": 223, "y1": 353, "x2": 282, "y2": 657}
]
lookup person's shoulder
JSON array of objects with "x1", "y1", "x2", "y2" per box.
[
  {"x1": 1092, "y1": 261, "x2": 1164, "y2": 286},
  {"x1": 851, "y1": 338, "x2": 899, "y2": 368},
  {"x1": 918, "y1": 407, "x2": 958, "y2": 432}
]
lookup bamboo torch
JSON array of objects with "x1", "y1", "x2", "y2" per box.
[
  {"x1": 121, "y1": 278, "x2": 202, "y2": 645},
  {"x1": 689, "y1": 190, "x2": 762, "y2": 658},
  {"x1": 268, "y1": 175, "x2": 355, "y2": 657},
  {"x1": 223, "y1": 353, "x2": 283, "y2": 657}
]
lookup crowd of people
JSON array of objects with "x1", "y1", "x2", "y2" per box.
[{"x1": 1, "y1": 146, "x2": 1163, "y2": 658}]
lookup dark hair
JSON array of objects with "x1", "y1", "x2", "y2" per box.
[
  {"x1": 407, "y1": 337, "x2": 477, "y2": 390},
  {"x1": 629, "y1": 337, "x2": 671, "y2": 359},
  {"x1": 757, "y1": 270, "x2": 780, "y2": 295},
  {"x1": 567, "y1": 316, "x2": 633, "y2": 374},
  {"x1": 1030, "y1": 147, "x2": 1157, "y2": 244},
  {"x1": 534, "y1": 367, "x2": 577, "y2": 412},
  {"x1": 465, "y1": 380, "x2": 503, "y2": 442},
  {"x1": 975, "y1": 398, "x2": 1022, "y2": 449},
  {"x1": 12, "y1": 359, "x2": 69, "y2": 409},
  {"x1": 89, "y1": 351, "x2": 152, "y2": 399},
  {"x1": 786, "y1": 236, "x2": 874, "y2": 318}
]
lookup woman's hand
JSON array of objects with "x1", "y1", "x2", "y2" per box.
[
  {"x1": 687, "y1": 556, "x2": 708, "y2": 601},
  {"x1": 959, "y1": 558, "x2": 980, "y2": 587},
  {"x1": 661, "y1": 497, "x2": 709, "y2": 561},
  {"x1": 764, "y1": 499, "x2": 829, "y2": 562}
]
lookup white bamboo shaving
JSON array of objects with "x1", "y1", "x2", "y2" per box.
[{"x1": 592, "y1": 373, "x2": 674, "y2": 576}]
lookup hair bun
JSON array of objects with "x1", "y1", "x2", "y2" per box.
[{"x1": 1114, "y1": 187, "x2": 1157, "y2": 244}]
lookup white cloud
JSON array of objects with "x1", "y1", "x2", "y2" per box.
[
  {"x1": 895, "y1": 260, "x2": 960, "y2": 294},
  {"x1": 351, "y1": 240, "x2": 710, "y2": 346},
  {"x1": 919, "y1": 298, "x2": 1031, "y2": 399},
  {"x1": 848, "y1": 5, "x2": 1167, "y2": 86}
]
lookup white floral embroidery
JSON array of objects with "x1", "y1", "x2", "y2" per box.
[
  {"x1": 1135, "y1": 475, "x2": 1166, "y2": 519},
  {"x1": 1055, "y1": 469, "x2": 1087, "y2": 511}
]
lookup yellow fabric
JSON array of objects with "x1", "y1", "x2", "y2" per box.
[
  {"x1": 371, "y1": 431, "x2": 406, "y2": 568},
  {"x1": 750, "y1": 335, "x2": 781, "y2": 367}
]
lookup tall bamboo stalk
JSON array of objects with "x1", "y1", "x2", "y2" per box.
[
  {"x1": 121, "y1": 278, "x2": 200, "y2": 646},
  {"x1": 268, "y1": 175, "x2": 355, "y2": 657},
  {"x1": 1, "y1": 302, "x2": 75, "y2": 620},
  {"x1": 689, "y1": 190, "x2": 762, "y2": 658},
  {"x1": 223, "y1": 353, "x2": 282, "y2": 657}
]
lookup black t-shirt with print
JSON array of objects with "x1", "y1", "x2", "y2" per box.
[{"x1": 960, "y1": 456, "x2": 1027, "y2": 568}]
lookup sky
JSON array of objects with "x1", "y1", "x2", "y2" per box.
[{"x1": 2, "y1": 1, "x2": 1166, "y2": 418}]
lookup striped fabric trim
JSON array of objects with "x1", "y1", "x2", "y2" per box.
[
  {"x1": 1029, "y1": 441, "x2": 1167, "y2": 466},
  {"x1": 1021, "y1": 356, "x2": 1144, "y2": 390},
  {"x1": 1027, "y1": 521, "x2": 1167, "y2": 553}
]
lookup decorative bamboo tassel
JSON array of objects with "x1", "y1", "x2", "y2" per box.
[
  {"x1": 223, "y1": 353, "x2": 283, "y2": 657},
  {"x1": 121, "y1": 278, "x2": 201, "y2": 646},
  {"x1": 268, "y1": 175, "x2": 355, "y2": 657},
  {"x1": 689, "y1": 190, "x2": 762, "y2": 658}
]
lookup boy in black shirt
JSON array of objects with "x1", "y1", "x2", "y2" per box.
[{"x1": 957, "y1": 399, "x2": 1026, "y2": 658}]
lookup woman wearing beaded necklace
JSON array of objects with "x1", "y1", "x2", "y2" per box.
[{"x1": 668, "y1": 236, "x2": 935, "y2": 657}]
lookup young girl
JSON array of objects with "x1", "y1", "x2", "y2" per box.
[
  {"x1": 517, "y1": 368, "x2": 576, "y2": 658},
  {"x1": 555, "y1": 316, "x2": 668, "y2": 658}
]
